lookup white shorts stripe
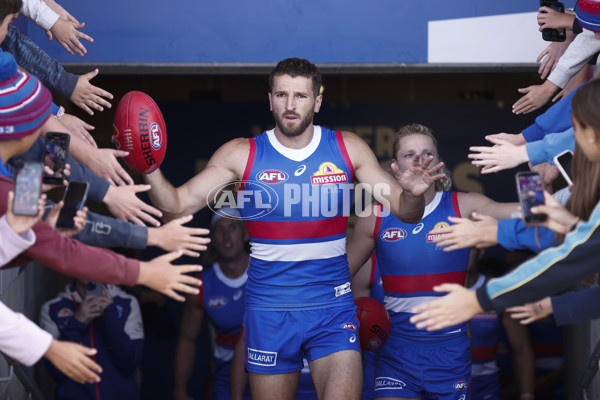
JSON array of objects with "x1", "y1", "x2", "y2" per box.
[
  {"x1": 250, "y1": 238, "x2": 346, "y2": 262},
  {"x1": 472, "y1": 360, "x2": 499, "y2": 377},
  {"x1": 384, "y1": 295, "x2": 440, "y2": 313}
]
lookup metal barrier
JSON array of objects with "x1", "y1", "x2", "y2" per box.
[
  {"x1": 572, "y1": 339, "x2": 600, "y2": 400},
  {"x1": 0, "y1": 352, "x2": 46, "y2": 400}
]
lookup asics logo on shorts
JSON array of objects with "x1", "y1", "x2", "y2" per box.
[
  {"x1": 247, "y1": 348, "x2": 277, "y2": 367},
  {"x1": 374, "y1": 377, "x2": 406, "y2": 390},
  {"x1": 349, "y1": 334, "x2": 357, "y2": 343}
]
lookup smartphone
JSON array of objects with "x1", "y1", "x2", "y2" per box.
[
  {"x1": 516, "y1": 171, "x2": 547, "y2": 223},
  {"x1": 553, "y1": 149, "x2": 573, "y2": 186},
  {"x1": 43, "y1": 132, "x2": 70, "y2": 185},
  {"x1": 55, "y1": 181, "x2": 89, "y2": 229},
  {"x1": 13, "y1": 161, "x2": 43, "y2": 216},
  {"x1": 86, "y1": 281, "x2": 106, "y2": 297},
  {"x1": 540, "y1": 0, "x2": 566, "y2": 42}
]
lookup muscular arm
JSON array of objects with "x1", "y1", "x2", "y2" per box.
[
  {"x1": 346, "y1": 206, "x2": 377, "y2": 278},
  {"x1": 173, "y1": 294, "x2": 204, "y2": 400},
  {"x1": 144, "y1": 138, "x2": 249, "y2": 221},
  {"x1": 343, "y1": 132, "x2": 426, "y2": 224}
]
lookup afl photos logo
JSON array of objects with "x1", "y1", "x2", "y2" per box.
[
  {"x1": 311, "y1": 162, "x2": 348, "y2": 185},
  {"x1": 256, "y1": 169, "x2": 289, "y2": 184},
  {"x1": 380, "y1": 228, "x2": 407, "y2": 242}
]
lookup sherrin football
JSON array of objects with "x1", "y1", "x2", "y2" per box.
[
  {"x1": 112, "y1": 91, "x2": 167, "y2": 174},
  {"x1": 355, "y1": 297, "x2": 391, "y2": 351}
]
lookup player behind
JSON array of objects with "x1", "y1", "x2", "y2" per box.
[{"x1": 346, "y1": 124, "x2": 519, "y2": 400}]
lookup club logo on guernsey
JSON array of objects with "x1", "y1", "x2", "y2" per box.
[
  {"x1": 149, "y1": 122, "x2": 162, "y2": 151},
  {"x1": 454, "y1": 381, "x2": 468, "y2": 391},
  {"x1": 247, "y1": 348, "x2": 277, "y2": 367},
  {"x1": 208, "y1": 297, "x2": 227, "y2": 308},
  {"x1": 256, "y1": 169, "x2": 289, "y2": 184},
  {"x1": 310, "y1": 162, "x2": 348, "y2": 185},
  {"x1": 58, "y1": 308, "x2": 73, "y2": 318},
  {"x1": 426, "y1": 222, "x2": 450, "y2": 243},
  {"x1": 380, "y1": 228, "x2": 407, "y2": 242},
  {"x1": 374, "y1": 377, "x2": 407, "y2": 391}
]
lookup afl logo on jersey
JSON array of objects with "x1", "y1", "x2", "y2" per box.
[
  {"x1": 311, "y1": 162, "x2": 348, "y2": 185},
  {"x1": 426, "y1": 222, "x2": 450, "y2": 242},
  {"x1": 380, "y1": 228, "x2": 407, "y2": 242},
  {"x1": 208, "y1": 296, "x2": 228, "y2": 308},
  {"x1": 257, "y1": 169, "x2": 288, "y2": 184}
]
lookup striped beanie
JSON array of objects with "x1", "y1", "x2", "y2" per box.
[
  {"x1": 576, "y1": 0, "x2": 600, "y2": 32},
  {"x1": 0, "y1": 52, "x2": 52, "y2": 140}
]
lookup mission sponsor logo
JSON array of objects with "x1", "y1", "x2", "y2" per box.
[
  {"x1": 256, "y1": 169, "x2": 289, "y2": 184},
  {"x1": 374, "y1": 377, "x2": 407, "y2": 391},
  {"x1": 454, "y1": 381, "x2": 468, "y2": 391},
  {"x1": 311, "y1": 162, "x2": 348, "y2": 185},
  {"x1": 208, "y1": 296, "x2": 227, "y2": 308},
  {"x1": 247, "y1": 348, "x2": 277, "y2": 367},
  {"x1": 426, "y1": 222, "x2": 450, "y2": 242},
  {"x1": 380, "y1": 227, "x2": 407, "y2": 242}
]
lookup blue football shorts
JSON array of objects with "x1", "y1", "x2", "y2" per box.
[
  {"x1": 243, "y1": 304, "x2": 361, "y2": 374},
  {"x1": 373, "y1": 334, "x2": 471, "y2": 400}
]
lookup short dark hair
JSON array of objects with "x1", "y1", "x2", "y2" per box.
[
  {"x1": 269, "y1": 58, "x2": 322, "y2": 98},
  {"x1": 0, "y1": 0, "x2": 21, "y2": 22}
]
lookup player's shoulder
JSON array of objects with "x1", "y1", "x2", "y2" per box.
[{"x1": 219, "y1": 137, "x2": 252, "y2": 154}]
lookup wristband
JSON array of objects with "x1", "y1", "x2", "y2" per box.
[{"x1": 56, "y1": 106, "x2": 65, "y2": 120}]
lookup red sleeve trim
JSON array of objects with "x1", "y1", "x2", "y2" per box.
[
  {"x1": 451, "y1": 192, "x2": 462, "y2": 218},
  {"x1": 373, "y1": 203, "x2": 383, "y2": 239},
  {"x1": 336, "y1": 131, "x2": 354, "y2": 180},
  {"x1": 238, "y1": 138, "x2": 256, "y2": 191},
  {"x1": 369, "y1": 252, "x2": 377, "y2": 287}
]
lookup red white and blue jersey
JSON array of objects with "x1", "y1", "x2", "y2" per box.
[
  {"x1": 375, "y1": 190, "x2": 470, "y2": 343},
  {"x1": 470, "y1": 275, "x2": 502, "y2": 377},
  {"x1": 239, "y1": 126, "x2": 355, "y2": 310},
  {"x1": 198, "y1": 263, "x2": 247, "y2": 382}
]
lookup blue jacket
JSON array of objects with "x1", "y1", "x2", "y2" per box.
[
  {"x1": 477, "y1": 199, "x2": 600, "y2": 311},
  {"x1": 40, "y1": 284, "x2": 143, "y2": 400},
  {"x1": 521, "y1": 82, "x2": 584, "y2": 142},
  {"x1": 525, "y1": 129, "x2": 575, "y2": 166},
  {"x1": 2, "y1": 25, "x2": 78, "y2": 99},
  {"x1": 551, "y1": 286, "x2": 600, "y2": 326}
]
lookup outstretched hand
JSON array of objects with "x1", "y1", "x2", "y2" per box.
[
  {"x1": 394, "y1": 154, "x2": 445, "y2": 197},
  {"x1": 147, "y1": 215, "x2": 211, "y2": 256},
  {"x1": 506, "y1": 297, "x2": 553, "y2": 325},
  {"x1": 44, "y1": 339, "x2": 102, "y2": 384},
  {"x1": 87, "y1": 148, "x2": 133, "y2": 186},
  {"x1": 48, "y1": 18, "x2": 93, "y2": 56},
  {"x1": 432, "y1": 213, "x2": 499, "y2": 251},
  {"x1": 410, "y1": 284, "x2": 482, "y2": 331},
  {"x1": 60, "y1": 114, "x2": 97, "y2": 148},
  {"x1": 70, "y1": 69, "x2": 113, "y2": 115},
  {"x1": 103, "y1": 184, "x2": 163, "y2": 227},
  {"x1": 469, "y1": 136, "x2": 528, "y2": 174},
  {"x1": 137, "y1": 251, "x2": 203, "y2": 302},
  {"x1": 512, "y1": 82, "x2": 559, "y2": 115}
]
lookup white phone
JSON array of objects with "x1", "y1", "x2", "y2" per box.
[{"x1": 553, "y1": 149, "x2": 573, "y2": 187}]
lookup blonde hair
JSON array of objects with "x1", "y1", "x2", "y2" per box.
[{"x1": 392, "y1": 123, "x2": 452, "y2": 191}]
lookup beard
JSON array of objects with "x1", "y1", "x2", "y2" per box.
[{"x1": 273, "y1": 109, "x2": 314, "y2": 138}]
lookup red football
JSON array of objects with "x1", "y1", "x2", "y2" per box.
[
  {"x1": 355, "y1": 297, "x2": 391, "y2": 351},
  {"x1": 112, "y1": 91, "x2": 167, "y2": 174}
]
